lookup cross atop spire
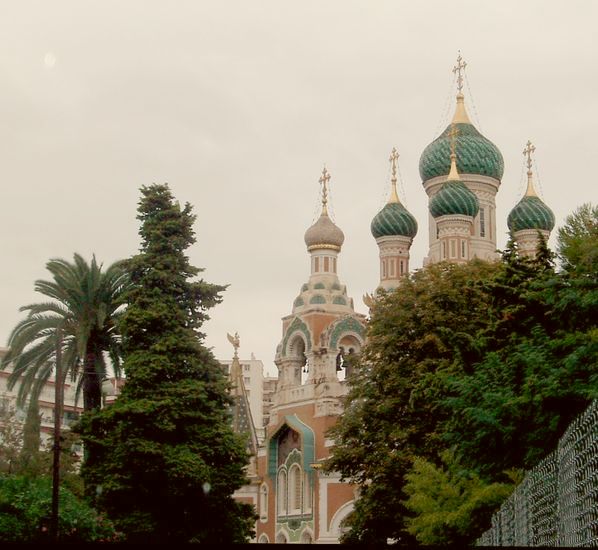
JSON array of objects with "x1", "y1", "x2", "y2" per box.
[
  {"x1": 523, "y1": 140, "x2": 538, "y2": 197},
  {"x1": 389, "y1": 148, "x2": 399, "y2": 181},
  {"x1": 388, "y1": 148, "x2": 400, "y2": 203},
  {"x1": 453, "y1": 52, "x2": 467, "y2": 94},
  {"x1": 319, "y1": 166, "x2": 331, "y2": 214},
  {"x1": 523, "y1": 140, "x2": 536, "y2": 174}
]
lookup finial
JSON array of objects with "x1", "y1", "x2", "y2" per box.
[
  {"x1": 523, "y1": 140, "x2": 538, "y2": 197},
  {"x1": 388, "y1": 147, "x2": 400, "y2": 203},
  {"x1": 363, "y1": 292, "x2": 375, "y2": 309},
  {"x1": 319, "y1": 166, "x2": 331, "y2": 215},
  {"x1": 451, "y1": 52, "x2": 472, "y2": 124},
  {"x1": 453, "y1": 51, "x2": 467, "y2": 95},
  {"x1": 447, "y1": 124, "x2": 460, "y2": 181},
  {"x1": 227, "y1": 331, "x2": 240, "y2": 359}
]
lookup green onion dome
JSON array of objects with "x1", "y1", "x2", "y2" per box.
[
  {"x1": 507, "y1": 176, "x2": 555, "y2": 232},
  {"x1": 429, "y1": 180, "x2": 479, "y2": 218},
  {"x1": 371, "y1": 202, "x2": 418, "y2": 239},
  {"x1": 419, "y1": 96, "x2": 504, "y2": 182}
]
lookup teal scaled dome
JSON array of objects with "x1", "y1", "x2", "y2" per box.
[
  {"x1": 507, "y1": 196, "x2": 555, "y2": 232},
  {"x1": 371, "y1": 202, "x2": 418, "y2": 239},
  {"x1": 429, "y1": 180, "x2": 479, "y2": 218},
  {"x1": 419, "y1": 122, "x2": 504, "y2": 182}
]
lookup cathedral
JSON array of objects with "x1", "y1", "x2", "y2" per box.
[{"x1": 231, "y1": 56, "x2": 555, "y2": 544}]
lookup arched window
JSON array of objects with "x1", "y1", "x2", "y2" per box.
[
  {"x1": 259, "y1": 483, "x2": 268, "y2": 522},
  {"x1": 303, "y1": 471, "x2": 312, "y2": 513},
  {"x1": 288, "y1": 464, "x2": 302, "y2": 514},
  {"x1": 300, "y1": 531, "x2": 313, "y2": 543},
  {"x1": 258, "y1": 534, "x2": 269, "y2": 544},
  {"x1": 277, "y1": 469, "x2": 287, "y2": 516}
]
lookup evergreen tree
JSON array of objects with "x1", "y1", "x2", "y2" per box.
[
  {"x1": 327, "y1": 260, "x2": 500, "y2": 544},
  {"x1": 557, "y1": 202, "x2": 598, "y2": 275},
  {"x1": 77, "y1": 184, "x2": 255, "y2": 543},
  {"x1": 328, "y1": 216, "x2": 597, "y2": 544}
]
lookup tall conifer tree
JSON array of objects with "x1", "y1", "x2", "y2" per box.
[{"x1": 77, "y1": 184, "x2": 255, "y2": 543}]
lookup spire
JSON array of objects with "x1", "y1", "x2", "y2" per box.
[
  {"x1": 388, "y1": 147, "x2": 400, "y2": 204},
  {"x1": 451, "y1": 52, "x2": 472, "y2": 124},
  {"x1": 319, "y1": 166, "x2": 331, "y2": 215},
  {"x1": 523, "y1": 140, "x2": 539, "y2": 197},
  {"x1": 447, "y1": 124, "x2": 460, "y2": 181},
  {"x1": 226, "y1": 332, "x2": 258, "y2": 456}
]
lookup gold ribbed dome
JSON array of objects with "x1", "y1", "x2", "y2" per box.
[{"x1": 304, "y1": 212, "x2": 344, "y2": 251}]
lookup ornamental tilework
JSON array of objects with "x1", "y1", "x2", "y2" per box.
[
  {"x1": 282, "y1": 317, "x2": 312, "y2": 357},
  {"x1": 328, "y1": 316, "x2": 366, "y2": 350}
]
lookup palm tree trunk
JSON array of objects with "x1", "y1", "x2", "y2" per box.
[{"x1": 83, "y1": 352, "x2": 103, "y2": 411}]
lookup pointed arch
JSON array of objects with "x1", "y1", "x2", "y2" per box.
[
  {"x1": 281, "y1": 317, "x2": 312, "y2": 357},
  {"x1": 325, "y1": 315, "x2": 366, "y2": 351},
  {"x1": 268, "y1": 414, "x2": 315, "y2": 478}
]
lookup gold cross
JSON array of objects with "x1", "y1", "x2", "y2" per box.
[
  {"x1": 389, "y1": 147, "x2": 399, "y2": 182},
  {"x1": 523, "y1": 140, "x2": 535, "y2": 172},
  {"x1": 448, "y1": 124, "x2": 459, "y2": 157},
  {"x1": 319, "y1": 166, "x2": 331, "y2": 211},
  {"x1": 453, "y1": 52, "x2": 467, "y2": 94}
]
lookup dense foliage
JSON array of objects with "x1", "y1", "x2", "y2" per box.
[
  {"x1": 328, "y1": 204, "x2": 597, "y2": 544},
  {"x1": 0, "y1": 475, "x2": 118, "y2": 542},
  {"x1": 77, "y1": 184, "x2": 255, "y2": 543},
  {"x1": 2, "y1": 254, "x2": 129, "y2": 411}
]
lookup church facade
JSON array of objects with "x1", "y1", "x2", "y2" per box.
[{"x1": 236, "y1": 56, "x2": 555, "y2": 544}]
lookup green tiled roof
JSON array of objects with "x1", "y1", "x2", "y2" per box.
[
  {"x1": 507, "y1": 196, "x2": 555, "y2": 232},
  {"x1": 371, "y1": 202, "x2": 418, "y2": 239},
  {"x1": 419, "y1": 123, "x2": 504, "y2": 181},
  {"x1": 429, "y1": 180, "x2": 479, "y2": 218}
]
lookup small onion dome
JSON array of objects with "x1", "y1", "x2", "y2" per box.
[
  {"x1": 507, "y1": 176, "x2": 555, "y2": 233},
  {"x1": 304, "y1": 212, "x2": 345, "y2": 251},
  {"x1": 508, "y1": 196, "x2": 555, "y2": 232},
  {"x1": 371, "y1": 202, "x2": 418, "y2": 239},
  {"x1": 430, "y1": 180, "x2": 479, "y2": 218},
  {"x1": 419, "y1": 95, "x2": 504, "y2": 182}
]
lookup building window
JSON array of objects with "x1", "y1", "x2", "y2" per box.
[
  {"x1": 480, "y1": 208, "x2": 485, "y2": 237},
  {"x1": 390, "y1": 259, "x2": 395, "y2": 277},
  {"x1": 400, "y1": 260, "x2": 404, "y2": 275},
  {"x1": 333, "y1": 257, "x2": 337, "y2": 273},
  {"x1": 442, "y1": 241, "x2": 446, "y2": 259},
  {"x1": 243, "y1": 364, "x2": 250, "y2": 372},
  {"x1": 244, "y1": 376, "x2": 250, "y2": 385},
  {"x1": 314, "y1": 257, "x2": 319, "y2": 272},
  {"x1": 324, "y1": 256, "x2": 330, "y2": 272},
  {"x1": 303, "y1": 471, "x2": 312, "y2": 512},
  {"x1": 450, "y1": 240, "x2": 456, "y2": 258},
  {"x1": 382, "y1": 260, "x2": 387, "y2": 278},
  {"x1": 288, "y1": 464, "x2": 302, "y2": 514},
  {"x1": 277, "y1": 469, "x2": 287, "y2": 516},
  {"x1": 461, "y1": 240, "x2": 466, "y2": 258}
]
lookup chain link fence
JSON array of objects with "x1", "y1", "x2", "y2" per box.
[{"x1": 477, "y1": 400, "x2": 598, "y2": 547}]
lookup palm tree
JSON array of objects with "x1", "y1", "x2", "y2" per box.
[{"x1": 2, "y1": 254, "x2": 130, "y2": 412}]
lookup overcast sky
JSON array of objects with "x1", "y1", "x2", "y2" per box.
[{"x1": 1, "y1": 1, "x2": 596, "y2": 376}]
